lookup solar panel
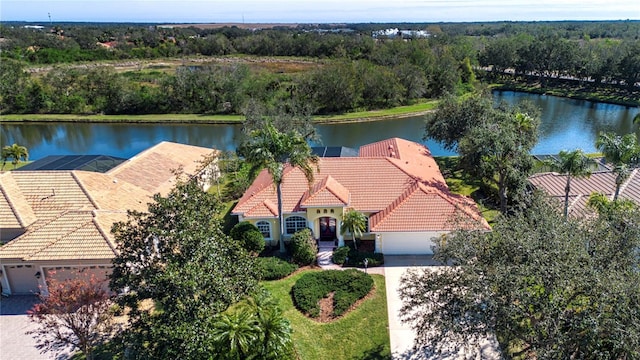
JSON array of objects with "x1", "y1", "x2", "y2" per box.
[{"x1": 15, "y1": 155, "x2": 127, "y2": 173}]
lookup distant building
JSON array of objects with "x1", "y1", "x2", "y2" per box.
[{"x1": 372, "y1": 28, "x2": 430, "y2": 39}]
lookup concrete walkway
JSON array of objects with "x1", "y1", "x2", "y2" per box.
[{"x1": 0, "y1": 295, "x2": 71, "y2": 360}]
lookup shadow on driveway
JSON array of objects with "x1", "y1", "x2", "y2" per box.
[{"x1": 1, "y1": 295, "x2": 40, "y2": 315}]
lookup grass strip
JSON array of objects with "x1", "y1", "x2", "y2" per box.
[{"x1": 1, "y1": 101, "x2": 438, "y2": 124}]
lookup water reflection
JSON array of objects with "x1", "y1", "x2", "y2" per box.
[{"x1": 2, "y1": 92, "x2": 638, "y2": 160}]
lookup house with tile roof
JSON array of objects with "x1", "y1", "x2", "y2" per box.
[
  {"x1": 0, "y1": 142, "x2": 216, "y2": 295},
  {"x1": 529, "y1": 168, "x2": 640, "y2": 217},
  {"x1": 232, "y1": 138, "x2": 490, "y2": 255}
]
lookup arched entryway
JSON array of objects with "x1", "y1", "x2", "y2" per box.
[{"x1": 318, "y1": 217, "x2": 337, "y2": 241}]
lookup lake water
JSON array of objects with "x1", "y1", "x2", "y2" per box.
[{"x1": 1, "y1": 91, "x2": 638, "y2": 160}]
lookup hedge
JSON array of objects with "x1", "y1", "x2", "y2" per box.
[
  {"x1": 291, "y1": 269, "x2": 374, "y2": 318},
  {"x1": 257, "y1": 257, "x2": 299, "y2": 280}
]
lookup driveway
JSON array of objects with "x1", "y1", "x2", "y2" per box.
[
  {"x1": 383, "y1": 255, "x2": 500, "y2": 360},
  {"x1": 0, "y1": 295, "x2": 71, "y2": 360}
]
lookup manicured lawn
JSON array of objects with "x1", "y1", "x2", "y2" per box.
[{"x1": 262, "y1": 270, "x2": 390, "y2": 360}]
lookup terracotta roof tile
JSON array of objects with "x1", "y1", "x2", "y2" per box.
[
  {"x1": 370, "y1": 183, "x2": 489, "y2": 231},
  {"x1": 244, "y1": 199, "x2": 279, "y2": 218},
  {"x1": 233, "y1": 138, "x2": 487, "y2": 232},
  {"x1": 301, "y1": 175, "x2": 350, "y2": 207}
]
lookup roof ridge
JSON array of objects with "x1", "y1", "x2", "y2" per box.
[
  {"x1": 71, "y1": 171, "x2": 100, "y2": 210},
  {"x1": 91, "y1": 211, "x2": 119, "y2": 257},
  {"x1": 0, "y1": 173, "x2": 37, "y2": 228},
  {"x1": 24, "y1": 210, "x2": 94, "y2": 261},
  {"x1": 324, "y1": 175, "x2": 350, "y2": 204},
  {"x1": 418, "y1": 183, "x2": 487, "y2": 225},
  {"x1": 371, "y1": 182, "x2": 421, "y2": 230},
  {"x1": 618, "y1": 168, "x2": 638, "y2": 198},
  {"x1": 0, "y1": 175, "x2": 26, "y2": 228}
]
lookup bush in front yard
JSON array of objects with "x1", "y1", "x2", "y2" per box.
[
  {"x1": 344, "y1": 245, "x2": 384, "y2": 267},
  {"x1": 230, "y1": 221, "x2": 265, "y2": 254},
  {"x1": 292, "y1": 269, "x2": 374, "y2": 318},
  {"x1": 257, "y1": 257, "x2": 298, "y2": 280},
  {"x1": 332, "y1": 246, "x2": 350, "y2": 265},
  {"x1": 290, "y1": 228, "x2": 318, "y2": 266}
]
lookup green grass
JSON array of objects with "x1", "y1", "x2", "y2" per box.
[
  {"x1": 1, "y1": 101, "x2": 438, "y2": 124},
  {"x1": 0, "y1": 161, "x2": 31, "y2": 170},
  {"x1": 0, "y1": 113, "x2": 244, "y2": 123},
  {"x1": 435, "y1": 156, "x2": 500, "y2": 224},
  {"x1": 262, "y1": 270, "x2": 390, "y2": 360},
  {"x1": 314, "y1": 101, "x2": 438, "y2": 123}
]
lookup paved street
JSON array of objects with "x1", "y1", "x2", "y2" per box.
[{"x1": 0, "y1": 295, "x2": 71, "y2": 360}]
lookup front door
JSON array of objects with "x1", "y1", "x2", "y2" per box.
[{"x1": 319, "y1": 217, "x2": 336, "y2": 241}]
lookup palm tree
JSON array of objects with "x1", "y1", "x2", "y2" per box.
[
  {"x1": 245, "y1": 289, "x2": 293, "y2": 359},
  {"x1": 238, "y1": 122, "x2": 318, "y2": 253},
  {"x1": 595, "y1": 132, "x2": 640, "y2": 201},
  {"x1": 546, "y1": 149, "x2": 595, "y2": 218},
  {"x1": 1, "y1": 143, "x2": 29, "y2": 170},
  {"x1": 340, "y1": 209, "x2": 367, "y2": 250},
  {"x1": 211, "y1": 310, "x2": 260, "y2": 360}
]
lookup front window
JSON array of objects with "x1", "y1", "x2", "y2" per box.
[
  {"x1": 256, "y1": 221, "x2": 271, "y2": 239},
  {"x1": 285, "y1": 216, "x2": 307, "y2": 235}
]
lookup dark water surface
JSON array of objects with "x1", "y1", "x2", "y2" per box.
[{"x1": 2, "y1": 91, "x2": 638, "y2": 160}]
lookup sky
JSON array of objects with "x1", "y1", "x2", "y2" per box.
[{"x1": 2, "y1": 0, "x2": 639, "y2": 23}]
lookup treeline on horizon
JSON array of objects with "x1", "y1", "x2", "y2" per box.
[{"x1": 0, "y1": 20, "x2": 638, "y2": 116}]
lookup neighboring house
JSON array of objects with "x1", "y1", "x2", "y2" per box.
[
  {"x1": 528, "y1": 168, "x2": 640, "y2": 217},
  {"x1": 232, "y1": 138, "x2": 489, "y2": 255},
  {"x1": 0, "y1": 142, "x2": 216, "y2": 296}
]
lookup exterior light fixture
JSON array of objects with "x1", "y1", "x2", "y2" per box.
[{"x1": 35, "y1": 271, "x2": 41, "y2": 279}]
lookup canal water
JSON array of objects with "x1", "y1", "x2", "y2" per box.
[{"x1": 1, "y1": 92, "x2": 638, "y2": 160}]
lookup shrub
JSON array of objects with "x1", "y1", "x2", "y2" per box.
[
  {"x1": 257, "y1": 257, "x2": 298, "y2": 280},
  {"x1": 332, "y1": 246, "x2": 350, "y2": 265},
  {"x1": 230, "y1": 221, "x2": 265, "y2": 254},
  {"x1": 230, "y1": 221, "x2": 258, "y2": 240},
  {"x1": 290, "y1": 228, "x2": 318, "y2": 266},
  {"x1": 345, "y1": 247, "x2": 384, "y2": 267},
  {"x1": 291, "y1": 269, "x2": 374, "y2": 318},
  {"x1": 242, "y1": 229, "x2": 266, "y2": 254}
]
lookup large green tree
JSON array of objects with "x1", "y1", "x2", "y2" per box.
[
  {"x1": 425, "y1": 93, "x2": 540, "y2": 213},
  {"x1": 595, "y1": 132, "x2": 640, "y2": 201},
  {"x1": 545, "y1": 149, "x2": 595, "y2": 218},
  {"x1": 399, "y1": 195, "x2": 640, "y2": 359},
  {"x1": 238, "y1": 122, "x2": 318, "y2": 253},
  {"x1": 109, "y1": 179, "x2": 259, "y2": 359}
]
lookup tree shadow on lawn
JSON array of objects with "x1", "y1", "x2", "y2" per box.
[{"x1": 351, "y1": 344, "x2": 391, "y2": 360}]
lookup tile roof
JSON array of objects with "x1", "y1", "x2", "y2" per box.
[
  {"x1": 528, "y1": 168, "x2": 640, "y2": 216},
  {"x1": 234, "y1": 138, "x2": 489, "y2": 231},
  {"x1": 0, "y1": 142, "x2": 215, "y2": 262},
  {"x1": 301, "y1": 175, "x2": 350, "y2": 207},
  {"x1": 370, "y1": 183, "x2": 487, "y2": 231}
]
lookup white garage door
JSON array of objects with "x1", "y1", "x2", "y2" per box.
[
  {"x1": 379, "y1": 232, "x2": 442, "y2": 255},
  {"x1": 45, "y1": 266, "x2": 112, "y2": 291},
  {"x1": 5, "y1": 264, "x2": 40, "y2": 295}
]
